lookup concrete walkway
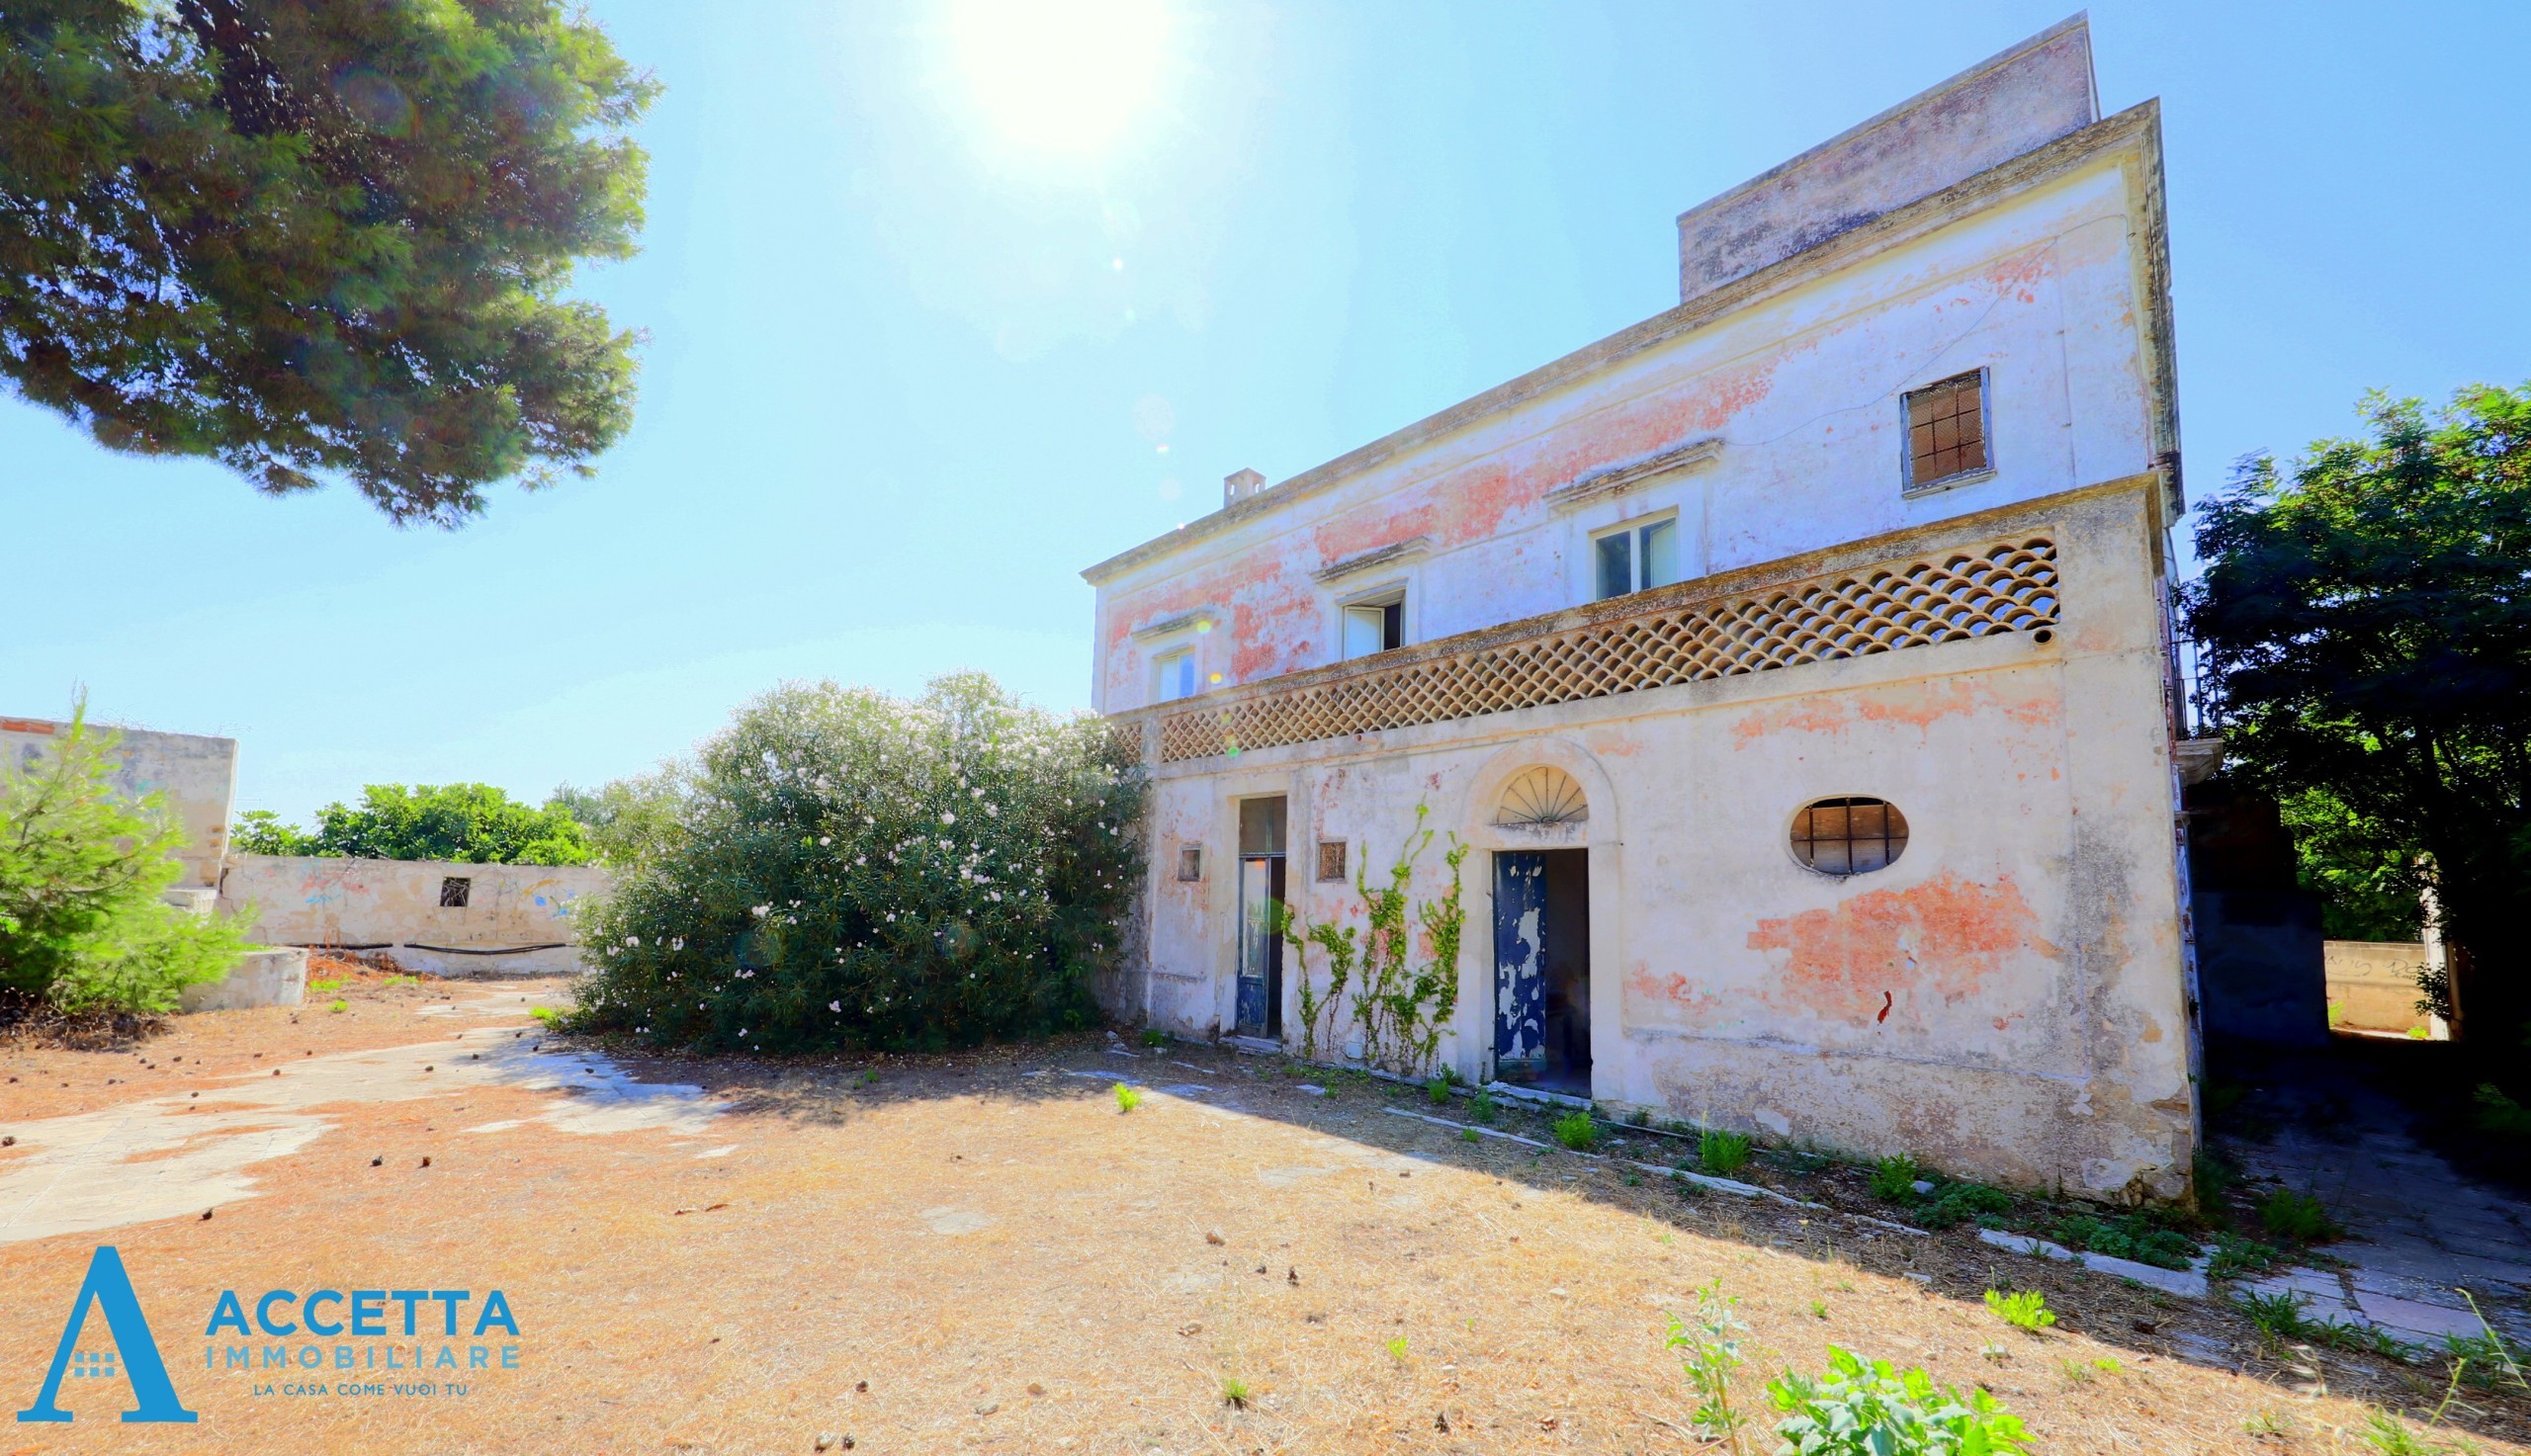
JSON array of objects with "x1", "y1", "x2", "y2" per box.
[{"x1": 2226, "y1": 1072, "x2": 2531, "y2": 1348}]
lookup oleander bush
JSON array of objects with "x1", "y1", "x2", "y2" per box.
[{"x1": 569, "y1": 674, "x2": 1142, "y2": 1054}]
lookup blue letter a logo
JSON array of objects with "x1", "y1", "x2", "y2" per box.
[{"x1": 15, "y1": 1246, "x2": 197, "y2": 1423}]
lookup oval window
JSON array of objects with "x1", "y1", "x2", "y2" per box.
[{"x1": 1790, "y1": 797, "x2": 1908, "y2": 876}]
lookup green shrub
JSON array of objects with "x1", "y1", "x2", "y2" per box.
[
  {"x1": 1984, "y1": 1289, "x2": 2055, "y2": 1332},
  {"x1": 2050, "y1": 1213, "x2": 2197, "y2": 1271},
  {"x1": 2235, "y1": 1290, "x2": 2313, "y2": 1341},
  {"x1": 1767, "y1": 1346, "x2": 2031, "y2": 1454},
  {"x1": 1868, "y1": 1154, "x2": 1921, "y2": 1203},
  {"x1": 1915, "y1": 1181, "x2": 2013, "y2": 1230},
  {"x1": 1140, "y1": 1027, "x2": 1169, "y2": 1048},
  {"x1": 0, "y1": 705, "x2": 246, "y2": 1015},
  {"x1": 2205, "y1": 1233, "x2": 2282, "y2": 1280},
  {"x1": 1467, "y1": 1090, "x2": 1497, "y2": 1125},
  {"x1": 1663, "y1": 1281, "x2": 1749, "y2": 1445},
  {"x1": 1113, "y1": 1081, "x2": 1142, "y2": 1113},
  {"x1": 1551, "y1": 1110, "x2": 1599, "y2": 1152},
  {"x1": 1699, "y1": 1125, "x2": 1753, "y2": 1176},
  {"x1": 2475, "y1": 1083, "x2": 2531, "y2": 1139},
  {"x1": 2258, "y1": 1188, "x2": 2341, "y2": 1242},
  {"x1": 569, "y1": 675, "x2": 1143, "y2": 1054},
  {"x1": 1426, "y1": 1072, "x2": 1454, "y2": 1105}
]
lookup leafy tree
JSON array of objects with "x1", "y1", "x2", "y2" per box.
[
  {"x1": 2185, "y1": 385, "x2": 2531, "y2": 1048},
  {"x1": 0, "y1": 0, "x2": 656, "y2": 526},
  {"x1": 549, "y1": 763, "x2": 688, "y2": 868},
  {"x1": 571, "y1": 673, "x2": 1145, "y2": 1055},
  {"x1": 235, "y1": 783, "x2": 593, "y2": 865},
  {"x1": 1, "y1": 704, "x2": 247, "y2": 1014}
]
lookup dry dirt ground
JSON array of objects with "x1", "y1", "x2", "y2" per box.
[{"x1": 1, "y1": 972, "x2": 2524, "y2": 1456}]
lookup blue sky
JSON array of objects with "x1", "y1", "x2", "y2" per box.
[{"x1": 4, "y1": 1, "x2": 2525, "y2": 822}]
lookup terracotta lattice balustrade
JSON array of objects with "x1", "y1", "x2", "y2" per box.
[{"x1": 1145, "y1": 538, "x2": 2060, "y2": 765}]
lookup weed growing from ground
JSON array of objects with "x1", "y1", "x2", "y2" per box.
[
  {"x1": 2358, "y1": 1407, "x2": 2435, "y2": 1455},
  {"x1": 2051, "y1": 1212, "x2": 2197, "y2": 1271},
  {"x1": 1672, "y1": 1170, "x2": 1706, "y2": 1200},
  {"x1": 1113, "y1": 1082, "x2": 1142, "y2": 1113},
  {"x1": 2450, "y1": 1292, "x2": 2529, "y2": 1393},
  {"x1": 530, "y1": 1006, "x2": 559, "y2": 1024},
  {"x1": 1219, "y1": 1375, "x2": 1250, "y2": 1409},
  {"x1": 1699, "y1": 1125, "x2": 1752, "y2": 1176},
  {"x1": 2206, "y1": 1232, "x2": 2283, "y2": 1280},
  {"x1": 1869, "y1": 1154, "x2": 1921, "y2": 1202},
  {"x1": 1385, "y1": 1336, "x2": 1409, "y2": 1363},
  {"x1": 326, "y1": 999, "x2": 347, "y2": 1013},
  {"x1": 1767, "y1": 1347, "x2": 2031, "y2": 1455},
  {"x1": 1808, "y1": 1299, "x2": 1828, "y2": 1320},
  {"x1": 1664, "y1": 1281, "x2": 1750, "y2": 1452},
  {"x1": 1140, "y1": 1027, "x2": 1168, "y2": 1048},
  {"x1": 1984, "y1": 1289, "x2": 2055, "y2": 1332},
  {"x1": 2242, "y1": 1409, "x2": 2289, "y2": 1437},
  {"x1": 2258, "y1": 1188, "x2": 2341, "y2": 1242},
  {"x1": 309, "y1": 979, "x2": 343, "y2": 992},
  {"x1": 1427, "y1": 1072, "x2": 1453, "y2": 1106},
  {"x1": 2236, "y1": 1291, "x2": 2313, "y2": 1342},
  {"x1": 1466, "y1": 1090, "x2": 1496, "y2": 1125},
  {"x1": 1551, "y1": 1111, "x2": 1599, "y2": 1153},
  {"x1": 1459, "y1": 1127, "x2": 1480, "y2": 1144},
  {"x1": 1914, "y1": 1180, "x2": 2013, "y2": 1230}
]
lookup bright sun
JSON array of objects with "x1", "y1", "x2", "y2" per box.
[{"x1": 943, "y1": 0, "x2": 1174, "y2": 160}]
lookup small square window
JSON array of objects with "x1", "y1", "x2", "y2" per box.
[
  {"x1": 1154, "y1": 647, "x2": 1197, "y2": 703},
  {"x1": 1316, "y1": 840, "x2": 1349, "y2": 883},
  {"x1": 1593, "y1": 516, "x2": 1681, "y2": 601},
  {"x1": 1176, "y1": 845, "x2": 1203, "y2": 882},
  {"x1": 1903, "y1": 372, "x2": 1988, "y2": 488},
  {"x1": 439, "y1": 876, "x2": 473, "y2": 908}
]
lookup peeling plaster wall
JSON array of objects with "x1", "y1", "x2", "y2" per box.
[
  {"x1": 1088, "y1": 124, "x2": 2166, "y2": 716},
  {"x1": 2, "y1": 716, "x2": 238, "y2": 890},
  {"x1": 219, "y1": 854, "x2": 614, "y2": 979},
  {"x1": 1116, "y1": 487, "x2": 2194, "y2": 1201}
]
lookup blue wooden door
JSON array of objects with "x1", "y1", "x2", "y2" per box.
[{"x1": 1494, "y1": 852, "x2": 1547, "y2": 1077}]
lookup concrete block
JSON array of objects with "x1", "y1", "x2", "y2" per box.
[
  {"x1": 179, "y1": 948, "x2": 307, "y2": 1013},
  {"x1": 2351, "y1": 1291, "x2": 2487, "y2": 1342}
]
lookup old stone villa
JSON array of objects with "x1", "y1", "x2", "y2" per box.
[{"x1": 1086, "y1": 18, "x2": 2198, "y2": 1200}]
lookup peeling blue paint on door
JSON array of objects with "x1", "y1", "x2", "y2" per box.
[{"x1": 1494, "y1": 852, "x2": 1546, "y2": 1076}]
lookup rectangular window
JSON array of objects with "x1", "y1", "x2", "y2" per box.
[
  {"x1": 1341, "y1": 594, "x2": 1405, "y2": 658},
  {"x1": 439, "y1": 876, "x2": 472, "y2": 908},
  {"x1": 1176, "y1": 845, "x2": 1203, "y2": 882},
  {"x1": 1905, "y1": 371, "x2": 1988, "y2": 488},
  {"x1": 1592, "y1": 516, "x2": 1681, "y2": 601},
  {"x1": 1316, "y1": 840, "x2": 1348, "y2": 883},
  {"x1": 1154, "y1": 647, "x2": 1197, "y2": 703}
]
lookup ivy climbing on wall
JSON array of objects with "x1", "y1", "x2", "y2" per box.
[{"x1": 1278, "y1": 804, "x2": 1468, "y2": 1075}]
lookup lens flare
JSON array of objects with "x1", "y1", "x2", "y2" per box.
[{"x1": 943, "y1": 0, "x2": 1173, "y2": 158}]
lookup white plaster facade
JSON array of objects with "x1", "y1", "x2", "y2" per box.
[
  {"x1": 1083, "y1": 20, "x2": 2200, "y2": 1200},
  {"x1": 220, "y1": 853, "x2": 613, "y2": 978}
]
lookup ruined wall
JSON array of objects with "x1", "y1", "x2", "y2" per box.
[
  {"x1": 2323, "y1": 940, "x2": 2436, "y2": 1037},
  {"x1": 1119, "y1": 487, "x2": 2195, "y2": 1201},
  {"x1": 219, "y1": 854, "x2": 613, "y2": 978},
  {"x1": 1088, "y1": 111, "x2": 2167, "y2": 718},
  {"x1": 2, "y1": 716, "x2": 238, "y2": 890}
]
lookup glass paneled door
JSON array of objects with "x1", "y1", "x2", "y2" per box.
[{"x1": 1235, "y1": 798, "x2": 1287, "y2": 1039}]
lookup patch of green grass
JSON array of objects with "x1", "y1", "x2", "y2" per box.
[
  {"x1": 1427, "y1": 1073, "x2": 1454, "y2": 1106},
  {"x1": 1459, "y1": 1127, "x2": 1480, "y2": 1144},
  {"x1": 1984, "y1": 1289, "x2": 2056, "y2": 1332},
  {"x1": 1809, "y1": 1299, "x2": 1828, "y2": 1320},
  {"x1": 1915, "y1": 1180, "x2": 2013, "y2": 1230},
  {"x1": 1670, "y1": 1169, "x2": 1706, "y2": 1200},
  {"x1": 1113, "y1": 1082, "x2": 1143, "y2": 1113},
  {"x1": 1385, "y1": 1336, "x2": 1409, "y2": 1363},
  {"x1": 2357, "y1": 1407, "x2": 2434, "y2": 1455},
  {"x1": 1466, "y1": 1090, "x2": 1496, "y2": 1125},
  {"x1": 1868, "y1": 1153, "x2": 1921, "y2": 1202},
  {"x1": 1140, "y1": 1027, "x2": 1169, "y2": 1048},
  {"x1": 859, "y1": 1069, "x2": 880, "y2": 1085},
  {"x1": 2205, "y1": 1233, "x2": 2283, "y2": 1281},
  {"x1": 1219, "y1": 1375, "x2": 1251, "y2": 1408},
  {"x1": 2258, "y1": 1188, "x2": 2342, "y2": 1242},
  {"x1": 1550, "y1": 1110, "x2": 1599, "y2": 1153},
  {"x1": 308, "y1": 979, "x2": 343, "y2": 993},
  {"x1": 1622, "y1": 1171, "x2": 1641, "y2": 1187},
  {"x1": 529, "y1": 1006, "x2": 559, "y2": 1024},
  {"x1": 1698, "y1": 1125, "x2": 1752, "y2": 1176},
  {"x1": 2236, "y1": 1290, "x2": 2313, "y2": 1342},
  {"x1": 326, "y1": 999, "x2": 347, "y2": 1013},
  {"x1": 2051, "y1": 1213, "x2": 2197, "y2": 1271}
]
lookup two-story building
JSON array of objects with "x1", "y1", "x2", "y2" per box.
[{"x1": 1083, "y1": 17, "x2": 2196, "y2": 1200}]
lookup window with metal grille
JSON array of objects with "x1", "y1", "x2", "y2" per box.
[
  {"x1": 1316, "y1": 840, "x2": 1348, "y2": 883},
  {"x1": 1903, "y1": 372, "x2": 1987, "y2": 489},
  {"x1": 1789, "y1": 798, "x2": 1908, "y2": 876},
  {"x1": 1176, "y1": 845, "x2": 1203, "y2": 882},
  {"x1": 439, "y1": 876, "x2": 473, "y2": 907}
]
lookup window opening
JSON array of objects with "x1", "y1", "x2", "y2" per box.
[
  {"x1": 1905, "y1": 372, "x2": 1987, "y2": 488},
  {"x1": 439, "y1": 876, "x2": 473, "y2": 908},
  {"x1": 1154, "y1": 647, "x2": 1197, "y2": 703},
  {"x1": 1594, "y1": 517, "x2": 1681, "y2": 600},
  {"x1": 1789, "y1": 797, "x2": 1909, "y2": 876}
]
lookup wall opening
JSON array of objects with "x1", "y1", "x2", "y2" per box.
[
  {"x1": 1493, "y1": 848, "x2": 1591, "y2": 1095},
  {"x1": 1235, "y1": 797, "x2": 1287, "y2": 1039},
  {"x1": 439, "y1": 876, "x2": 473, "y2": 908}
]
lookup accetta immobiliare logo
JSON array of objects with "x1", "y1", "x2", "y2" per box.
[{"x1": 17, "y1": 1244, "x2": 525, "y2": 1423}]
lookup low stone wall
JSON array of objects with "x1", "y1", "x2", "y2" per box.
[
  {"x1": 180, "y1": 948, "x2": 308, "y2": 1012},
  {"x1": 219, "y1": 854, "x2": 613, "y2": 979},
  {"x1": 2323, "y1": 940, "x2": 2431, "y2": 1036}
]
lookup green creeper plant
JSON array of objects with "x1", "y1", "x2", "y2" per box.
[
  {"x1": 0, "y1": 0, "x2": 657, "y2": 525},
  {"x1": 1277, "y1": 804, "x2": 1467, "y2": 1074}
]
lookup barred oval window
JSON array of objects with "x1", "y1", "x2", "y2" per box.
[{"x1": 1790, "y1": 797, "x2": 1908, "y2": 876}]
